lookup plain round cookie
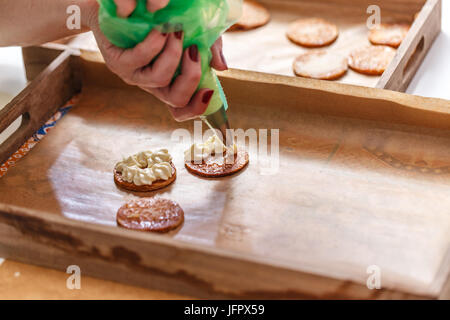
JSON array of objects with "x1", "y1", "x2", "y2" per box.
[
  {"x1": 369, "y1": 23, "x2": 410, "y2": 48},
  {"x1": 114, "y1": 163, "x2": 176, "y2": 192},
  {"x1": 185, "y1": 149, "x2": 249, "y2": 178},
  {"x1": 348, "y1": 45, "x2": 396, "y2": 75},
  {"x1": 287, "y1": 18, "x2": 339, "y2": 47},
  {"x1": 228, "y1": 0, "x2": 270, "y2": 31},
  {"x1": 117, "y1": 198, "x2": 184, "y2": 233},
  {"x1": 293, "y1": 50, "x2": 348, "y2": 80}
]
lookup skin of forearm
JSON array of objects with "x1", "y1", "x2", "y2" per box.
[{"x1": 0, "y1": 0, "x2": 98, "y2": 47}]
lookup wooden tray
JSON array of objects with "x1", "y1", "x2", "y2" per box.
[
  {"x1": 21, "y1": 0, "x2": 441, "y2": 92},
  {"x1": 1, "y1": 50, "x2": 450, "y2": 299},
  {"x1": 222, "y1": 0, "x2": 441, "y2": 91}
]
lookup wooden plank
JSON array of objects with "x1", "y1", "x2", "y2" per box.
[
  {"x1": 219, "y1": 68, "x2": 450, "y2": 130},
  {"x1": 0, "y1": 203, "x2": 428, "y2": 299},
  {"x1": 0, "y1": 51, "x2": 81, "y2": 166},
  {"x1": 21, "y1": 45, "x2": 67, "y2": 81}
]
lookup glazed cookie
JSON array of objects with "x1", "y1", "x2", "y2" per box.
[
  {"x1": 287, "y1": 18, "x2": 339, "y2": 48},
  {"x1": 228, "y1": 0, "x2": 270, "y2": 31},
  {"x1": 293, "y1": 50, "x2": 348, "y2": 80},
  {"x1": 185, "y1": 148, "x2": 249, "y2": 178},
  {"x1": 369, "y1": 23, "x2": 410, "y2": 48},
  {"x1": 117, "y1": 198, "x2": 184, "y2": 233},
  {"x1": 184, "y1": 135, "x2": 249, "y2": 178},
  {"x1": 348, "y1": 45, "x2": 396, "y2": 75}
]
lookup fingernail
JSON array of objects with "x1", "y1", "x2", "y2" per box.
[
  {"x1": 202, "y1": 90, "x2": 214, "y2": 104},
  {"x1": 189, "y1": 45, "x2": 199, "y2": 62},
  {"x1": 175, "y1": 31, "x2": 183, "y2": 40},
  {"x1": 220, "y1": 51, "x2": 228, "y2": 69},
  {"x1": 161, "y1": 32, "x2": 168, "y2": 37}
]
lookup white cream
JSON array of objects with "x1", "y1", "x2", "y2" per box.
[
  {"x1": 115, "y1": 149, "x2": 173, "y2": 186},
  {"x1": 184, "y1": 135, "x2": 237, "y2": 162}
]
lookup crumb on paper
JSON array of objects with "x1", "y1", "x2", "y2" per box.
[
  {"x1": 14, "y1": 271, "x2": 20, "y2": 278},
  {"x1": 0, "y1": 257, "x2": 5, "y2": 266}
]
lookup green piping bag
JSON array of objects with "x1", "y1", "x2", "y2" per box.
[{"x1": 97, "y1": 0, "x2": 242, "y2": 116}]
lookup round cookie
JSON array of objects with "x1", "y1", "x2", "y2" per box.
[
  {"x1": 369, "y1": 23, "x2": 410, "y2": 48},
  {"x1": 348, "y1": 45, "x2": 396, "y2": 75},
  {"x1": 228, "y1": 0, "x2": 270, "y2": 31},
  {"x1": 114, "y1": 163, "x2": 176, "y2": 192},
  {"x1": 293, "y1": 50, "x2": 348, "y2": 80},
  {"x1": 117, "y1": 198, "x2": 184, "y2": 233},
  {"x1": 287, "y1": 18, "x2": 339, "y2": 48},
  {"x1": 185, "y1": 149, "x2": 249, "y2": 178}
]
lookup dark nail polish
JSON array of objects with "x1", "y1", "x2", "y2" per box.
[
  {"x1": 189, "y1": 45, "x2": 199, "y2": 62},
  {"x1": 175, "y1": 31, "x2": 183, "y2": 39},
  {"x1": 220, "y1": 50, "x2": 228, "y2": 69},
  {"x1": 161, "y1": 32, "x2": 168, "y2": 37},
  {"x1": 202, "y1": 90, "x2": 214, "y2": 104}
]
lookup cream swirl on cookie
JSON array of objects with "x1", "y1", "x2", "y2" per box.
[
  {"x1": 115, "y1": 149, "x2": 173, "y2": 186},
  {"x1": 184, "y1": 135, "x2": 237, "y2": 162}
]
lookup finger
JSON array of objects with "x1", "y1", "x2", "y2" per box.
[
  {"x1": 132, "y1": 31, "x2": 184, "y2": 87},
  {"x1": 119, "y1": 29, "x2": 168, "y2": 69},
  {"x1": 115, "y1": 0, "x2": 136, "y2": 17},
  {"x1": 159, "y1": 45, "x2": 202, "y2": 108},
  {"x1": 168, "y1": 89, "x2": 214, "y2": 122},
  {"x1": 210, "y1": 37, "x2": 228, "y2": 71},
  {"x1": 147, "y1": 0, "x2": 170, "y2": 12}
]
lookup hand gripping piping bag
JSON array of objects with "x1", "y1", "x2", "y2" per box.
[{"x1": 97, "y1": 0, "x2": 242, "y2": 118}]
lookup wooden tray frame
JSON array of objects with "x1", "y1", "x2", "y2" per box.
[
  {"x1": 371, "y1": 0, "x2": 441, "y2": 91},
  {"x1": 21, "y1": 0, "x2": 442, "y2": 93},
  {"x1": 1, "y1": 49, "x2": 450, "y2": 299}
]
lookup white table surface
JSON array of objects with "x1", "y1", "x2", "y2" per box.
[{"x1": 406, "y1": 0, "x2": 450, "y2": 99}]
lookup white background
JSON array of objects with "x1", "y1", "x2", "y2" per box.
[{"x1": 406, "y1": 0, "x2": 450, "y2": 99}]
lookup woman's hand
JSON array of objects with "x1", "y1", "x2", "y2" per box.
[
  {"x1": 114, "y1": 0, "x2": 169, "y2": 16},
  {"x1": 89, "y1": 0, "x2": 228, "y2": 122}
]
